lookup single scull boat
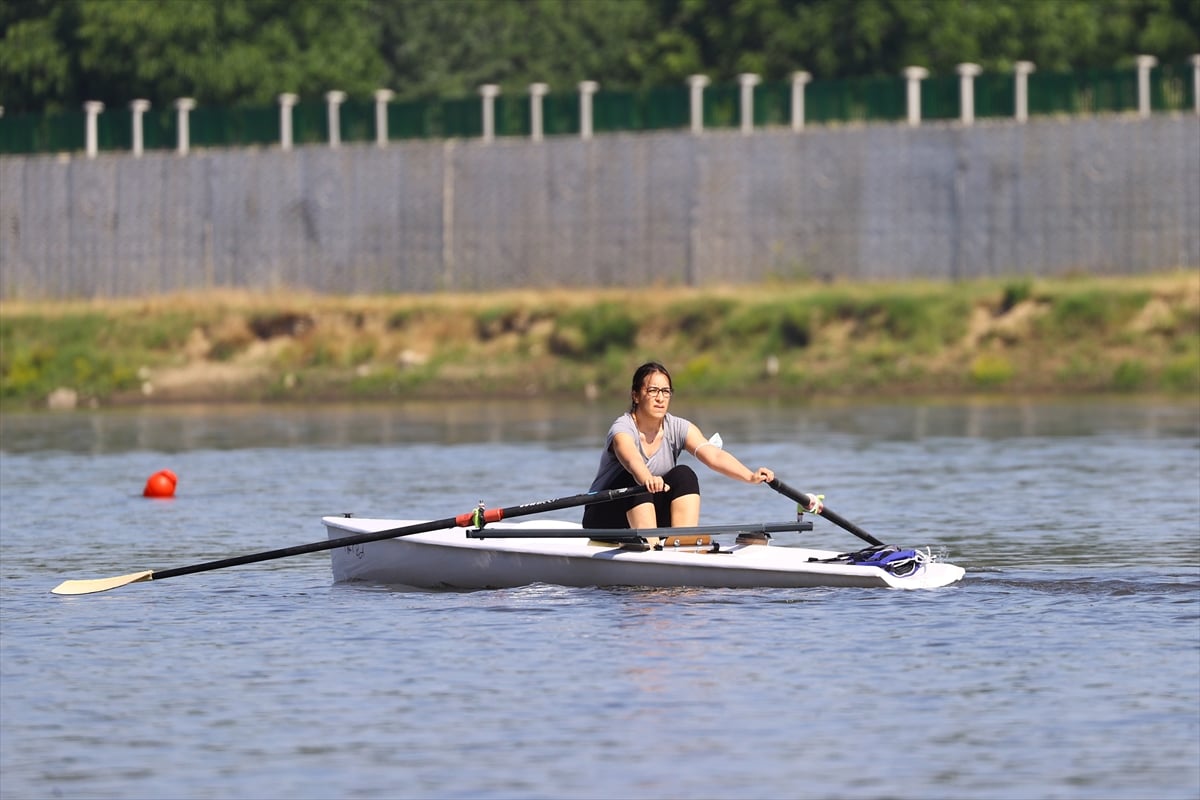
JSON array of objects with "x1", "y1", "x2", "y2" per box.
[
  {"x1": 50, "y1": 480, "x2": 964, "y2": 596},
  {"x1": 323, "y1": 515, "x2": 965, "y2": 591}
]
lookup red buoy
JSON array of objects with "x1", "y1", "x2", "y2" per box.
[{"x1": 143, "y1": 470, "x2": 177, "y2": 498}]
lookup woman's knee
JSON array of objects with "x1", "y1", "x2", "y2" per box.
[{"x1": 665, "y1": 464, "x2": 700, "y2": 497}]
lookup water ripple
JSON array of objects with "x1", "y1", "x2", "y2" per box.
[{"x1": 2, "y1": 401, "x2": 1198, "y2": 800}]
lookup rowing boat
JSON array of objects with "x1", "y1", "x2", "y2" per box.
[
  {"x1": 49, "y1": 481, "x2": 963, "y2": 596},
  {"x1": 323, "y1": 516, "x2": 966, "y2": 591}
]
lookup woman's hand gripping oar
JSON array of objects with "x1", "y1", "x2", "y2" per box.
[
  {"x1": 767, "y1": 478, "x2": 885, "y2": 547},
  {"x1": 51, "y1": 486, "x2": 649, "y2": 596}
]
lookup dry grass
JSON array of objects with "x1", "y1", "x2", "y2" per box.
[{"x1": 2, "y1": 272, "x2": 1197, "y2": 409}]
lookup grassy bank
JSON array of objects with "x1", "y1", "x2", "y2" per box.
[{"x1": 1, "y1": 272, "x2": 1197, "y2": 411}]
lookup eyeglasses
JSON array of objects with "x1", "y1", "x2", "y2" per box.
[{"x1": 643, "y1": 386, "x2": 673, "y2": 398}]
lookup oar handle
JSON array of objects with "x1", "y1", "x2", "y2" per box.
[
  {"x1": 461, "y1": 485, "x2": 649, "y2": 527},
  {"x1": 767, "y1": 478, "x2": 885, "y2": 547}
]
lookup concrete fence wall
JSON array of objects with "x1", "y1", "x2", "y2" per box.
[{"x1": 0, "y1": 114, "x2": 1196, "y2": 299}]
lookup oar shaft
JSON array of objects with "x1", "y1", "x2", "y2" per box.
[
  {"x1": 153, "y1": 485, "x2": 649, "y2": 582},
  {"x1": 467, "y1": 520, "x2": 813, "y2": 539},
  {"x1": 817, "y1": 508, "x2": 884, "y2": 547},
  {"x1": 767, "y1": 478, "x2": 885, "y2": 547},
  {"x1": 54, "y1": 485, "x2": 650, "y2": 594},
  {"x1": 151, "y1": 517, "x2": 459, "y2": 581}
]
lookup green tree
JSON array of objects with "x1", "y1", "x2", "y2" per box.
[
  {"x1": 1, "y1": 0, "x2": 1197, "y2": 113},
  {"x1": 0, "y1": 0, "x2": 81, "y2": 111},
  {"x1": 637, "y1": 0, "x2": 1199, "y2": 82},
  {"x1": 368, "y1": 0, "x2": 656, "y2": 100},
  {"x1": 1, "y1": 0, "x2": 386, "y2": 112}
]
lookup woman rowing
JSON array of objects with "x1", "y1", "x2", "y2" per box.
[{"x1": 583, "y1": 361, "x2": 822, "y2": 538}]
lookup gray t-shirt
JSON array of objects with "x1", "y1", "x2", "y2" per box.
[{"x1": 588, "y1": 412, "x2": 692, "y2": 491}]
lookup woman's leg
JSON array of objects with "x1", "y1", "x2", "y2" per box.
[
  {"x1": 626, "y1": 501, "x2": 657, "y2": 528},
  {"x1": 583, "y1": 469, "x2": 649, "y2": 530},
  {"x1": 669, "y1": 494, "x2": 700, "y2": 527},
  {"x1": 585, "y1": 464, "x2": 701, "y2": 536},
  {"x1": 658, "y1": 465, "x2": 700, "y2": 527},
  {"x1": 583, "y1": 497, "x2": 642, "y2": 529}
]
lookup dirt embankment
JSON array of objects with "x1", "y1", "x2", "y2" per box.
[{"x1": 4, "y1": 273, "x2": 1198, "y2": 410}]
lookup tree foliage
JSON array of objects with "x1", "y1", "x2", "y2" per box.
[
  {"x1": 0, "y1": 0, "x2": 386, "y2": 111},
  {"x1": 367, "y1": 0, "x2": 656, "y2": 99},
  {"x1": 1, "y1": 0, "x2": 1197, "y2": 113}
]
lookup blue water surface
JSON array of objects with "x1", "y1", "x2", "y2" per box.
[{"x1": 2, "y1": 398, "x2": 1197, "y2": 800}]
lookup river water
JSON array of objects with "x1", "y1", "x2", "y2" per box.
[{"x1": 1, "y1": 398, "x2": 1197, "y2": 800}]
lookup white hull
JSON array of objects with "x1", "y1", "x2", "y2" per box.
[{"x1": 324, "y1": 517, "x2": 966, "y2": 591}]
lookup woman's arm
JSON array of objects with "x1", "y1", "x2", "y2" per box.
[
  {"x1": 686, "y1": 424, "x2": 774, "y2": 484},
  {"x1": 612, "y1": 432, "x2": 668, "y2": 492}
]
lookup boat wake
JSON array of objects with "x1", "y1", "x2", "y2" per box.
[{"x1": 964, "y1": 569, "x2": 1200, "y2": 597}]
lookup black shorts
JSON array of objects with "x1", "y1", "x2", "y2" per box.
[{"x1": 582, "y1": 464, "x2": 700, "y2": 530}]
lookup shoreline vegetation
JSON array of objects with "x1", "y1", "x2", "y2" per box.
[{"x1": 1, "y1": 272, "x2": 1197, "y2": 412}]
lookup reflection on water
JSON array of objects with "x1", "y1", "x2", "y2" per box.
[{"x1": 2, "y1": 396, "x2": 1197, "y2": 453}]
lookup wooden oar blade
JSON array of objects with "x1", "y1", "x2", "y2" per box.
[{"x1": 51, "y1": 570, "x2": 155, "y2": 596}]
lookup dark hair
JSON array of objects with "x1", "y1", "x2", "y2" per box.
[{"x1": 628, "y1": 361, "x2": 672, "y2": 413}]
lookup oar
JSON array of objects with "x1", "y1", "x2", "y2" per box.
[
  {"x1": 466, "y1": 520, "x2": 814, "y2": 539},
  {"x1": 51, "y1": 486, "x2": 649, "y2": 596},
  {"x1": 767, "y1": 478, "x2": 885, "y2": 547}
]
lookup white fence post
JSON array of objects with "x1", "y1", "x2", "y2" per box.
[
  {"x1": 1014, "y1": 61, "x2": 1035, "y2": 122},
  {"x1": 578, "y1": 80, "x2": 598, "y2": 140},
  {"x1": 479, "y1": 84, "x2": 500, "y2": 142},
  {"x1": 529, "y1": 82, "x2": 548, "y2": 141},
  {"x1": 957, "y1": 63, "x2": 981, "y2": 125},
  {"x1": 325, "y1": 91, "x2": 346, "y2": 148},
  {"x1": 129, "y1": 99, "x2": 150, "y2": 156},
  {"x1": 374, "y1": 89, "x2": 393, "y2": 147},
  {"x1": 174, "y1": 98, "x2": 195, "y2": 155},
  {"x1": 83, "y1": 101, "x2": 104, "y2": 158},
  {"x1": 1136, "y1": 55, "x2": 1158, "y2": 118},
  {"x1": 791, "y1": 71, "x2": 811, "y2": 131},
  {"x1": 687, "y1": 74, "x2": 709, "y2": 134},
  {"x1": 1191, "y1": 55, "x2": 1200, "y2": 116},
  {"x1": 1192, "y1": 55, "x2": 1200, "y2": 116},
  {"x1": 738, "y1": 73, "x2": 760, "y2": 134},
  {"x1": 904, "y1": 67, "x2": 928, "y2": 127},
  {"x1": 278, "y1": 93, "x2": 298, "y2": 151}
]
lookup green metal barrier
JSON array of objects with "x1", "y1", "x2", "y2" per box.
[
  {"x1": 1154, "y1": 62, "x2": 1194, "y2": 111},
  {"x1": 0, "y1": 62, "x2": 1194, "y2": 156},
  {"x1": 1031, "y1": 68, "x2": 1136, "y2": 115},
  {"x1": 807, "y1": 75, "x2": 906, "y2": 124},
  {"x1": 973, "y1": 73, "x2": 1017, "y2": 118},
  {"x1": 921, "y1": 74, "x2": 960, "y2": 121}
]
